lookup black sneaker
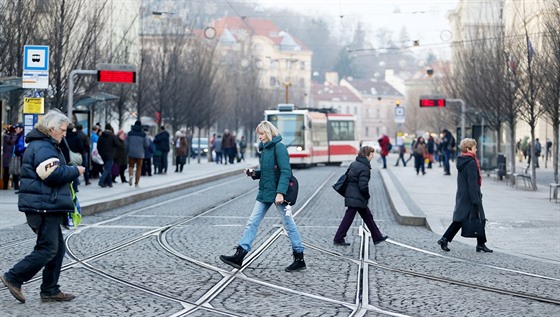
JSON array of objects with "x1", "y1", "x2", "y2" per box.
[
  {"x1": 373, "y1": 236, "x2": 388, "y2": 245},
  {"x1": 333, "y1": 239, "x2": 351, "y2": 246}
]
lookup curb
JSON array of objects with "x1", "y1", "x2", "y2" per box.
[{"x1": 378, "y1": 169, "x2": 426, "y2": 227}]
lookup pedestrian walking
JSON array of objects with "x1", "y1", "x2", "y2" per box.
[
  {"x1": 10, "y1": 123, "x2": 25, "y2": 191},
  {"x1": 60, "y1": 123, "x2": 85, "y2": 192},
  {"x1": 441, "y1": 129, "x2": 455, "y2": 175},
  {"x1": 213, "y1": 135, "x2": 223, "y2": 164},
  {"x1": 90, "y1": 125, "x2": 102, "y2": 179},
  {"x1": 174, "y1": 130, "x2": 187, "y2": 172},
  {"x1": 126, "y1": 121, "x2": 150, "y2": 187},
  {"x1": 2, "y1": 125, "x2": 17, "y2": 189},
  {"x1": 377, "y1": 134, "x2": 390, "y2": 169},
  {"x1": 219, "y1": 121, "x2": 306, "y2": 272},
  {"x1": 394, "y1": 144, "x2": 406, "y2": 167},
  {"x1": 437, "y1": 138, "x2": 493, "y2": 253},
  {"x1": 113, "y1": 130, "x2": 128, "y2": 184},
  {"x1": 97, "y1": 124, "x2": 118, "y2": 188},
  {"x1": 239, "y1": 136, "x2": 247, "y2": 161},
  {"x1": 75, "y1": 124, "x2": 91, "y2": 185},
  {"x1": 333, "y1": 145, "x2": 388, "y2": 246},
  {"x1": 222, "y1": 129, "x2": 236, "y2": 164},
  {"x1": 154, "y1": 126, "x2": 170, "y2": 174},
  {"x1": 1, "y1": 109, "x2": 85, "y2": 303},
  {"x1": 413, "y1": 136, "x2": 427, "y2": 175},
  {"x1": 141, "y1": 130, "x2": 155, "y2": 176}
]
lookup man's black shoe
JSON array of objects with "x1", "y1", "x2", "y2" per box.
[
  {"x1": 333, "y1": 239, "x2": 351, "y2": 246},
  {"x1": 374, "y1": 236, "x2": 388, "y2": 245}
]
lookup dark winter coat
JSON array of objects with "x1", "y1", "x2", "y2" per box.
[
  {"x1": 154, "y1": 130, "x2": 170, "y2": 152},
  {"x1": 252, "y1": 135, "x2": 291, "y2": 203},
  {"x1": 453, "y1": 155, "x2": 485, "y2": 222},
  {"x1": 2, "y1": 133, "x2": 17, "y2": 168},
  {"x1": 114, "y1": 137, "x2": 128, "y2": 165},
  {"x1": 344, "y1": 156, "x2": 371, "y2": 209},
  {"x1": 97, "y1": 130, "x2": 118, "y2": 161},
  {"x1": 18, "y1": 126, "x2": 80, "y2": 214}
]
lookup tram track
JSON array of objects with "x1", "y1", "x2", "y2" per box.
[{"x1": 3, "y1": 168, "x2": 558, "y2": 316}]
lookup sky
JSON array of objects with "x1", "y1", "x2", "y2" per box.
[{"x1": 257, "y1": 0, "x2": 460, "y2": 52}]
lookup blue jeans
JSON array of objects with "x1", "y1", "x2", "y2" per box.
[
  {"x1": 239, "y1": 201, "x2": 304, "y2": 253},
  {"x1": 99, "y1": 159, "x2": 114, "y2": 187},
  {"x1": 5, "y1": 213, "x2": 66, "y2": 296}
]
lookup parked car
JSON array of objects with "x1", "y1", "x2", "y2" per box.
[{"x1": 191, "y1": 137, "x2": 209, "y2": 157}]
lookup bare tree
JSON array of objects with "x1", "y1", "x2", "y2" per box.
[
  {"x1": 511, "y1": 21, "x2": 547, "y2": 190},
  {"x1": 539, "y1": 1, "x2": 560, "y2": 187},
  {"x1": 0, "y1": 0, "x2": 40, "y2": 123}
]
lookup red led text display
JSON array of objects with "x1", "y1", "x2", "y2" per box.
[
  {"x1": 419, "y1": 98, "x2": 446, "y2": 107},
  {"x1": 97, "y1": 70, "x2": 136, "y2": 84}
]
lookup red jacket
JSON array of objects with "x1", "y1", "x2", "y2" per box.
[{"x1": 378, "y1": 135, "x2": 390, "y2": 157}]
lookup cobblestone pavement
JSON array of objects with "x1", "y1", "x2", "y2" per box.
[{"x1": 1, "y1": 165, "x2": 559, "y2": 316}]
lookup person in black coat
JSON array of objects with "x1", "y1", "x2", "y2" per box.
[
  {"x1": 333, "y1": 146, "x2": 388, "y2": 246},
  {"x1": 438, "y1": 138, "x2": 493, "y2": 253},
  {"x1": 60, "y1": 123, "x2": 85, "y2": 192},
  {"x1": 153, "y1": 126, "x2": 170, "y2": 174},
  {"x1": 96, "y1": 124, "x2": 118, "y2": 188}
]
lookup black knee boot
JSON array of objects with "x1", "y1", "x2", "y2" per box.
[
  {"x1": 220, "y1": 246, "x2": 248, "y2": 269},
  {"x1": 285, "y1": 251, "x2": 306, "y2": 272}
]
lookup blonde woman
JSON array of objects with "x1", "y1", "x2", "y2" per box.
[{"x1": 220, "y1": 121, "x2": 306, "y2": 272}]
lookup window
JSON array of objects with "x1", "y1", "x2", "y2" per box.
[
  {"x1": 299, "y1": 61, "x2": 305, "y2": 70},
  {"x1": 329, "y1": 120, "x2": 355, "y2": 141}
]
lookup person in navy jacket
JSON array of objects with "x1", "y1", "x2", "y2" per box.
[{"x1": 1, "y1": 109, "x2": 85, "y2": 303}]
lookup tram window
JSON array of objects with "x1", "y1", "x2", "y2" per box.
[
  {"x1": 329, "y1": 121, "x2": 355, "y2": 141},
  {"x1": 267, "y1": 114, "x2": 304, "y2": 147}
]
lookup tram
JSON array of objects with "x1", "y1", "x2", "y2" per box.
[{"x1": 265, "y1": 104, "x2": 359, "y2": 167}]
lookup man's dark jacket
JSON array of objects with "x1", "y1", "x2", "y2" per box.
[{"x1": 19, "y1": 126, "x2": 80, "y2": 213}]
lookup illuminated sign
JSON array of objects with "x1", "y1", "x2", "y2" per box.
[
  {"x1": 97, "y1": 70, "x2": 136, "y2": 84},
  {"x1": 419, "y1": 98, "x2": 446, "y2": 107}
]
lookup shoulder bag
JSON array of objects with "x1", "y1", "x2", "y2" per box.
[
  {"x1": 461, "y1": 204, "x2": 485, "y2": 238},
  {"x1": 332, "y1": 167, "x2": 350, "y2": 197},
  {"x1": 63, "y1": 138, "x2": 83, "y2": 166},
  {"x1": 273, "y1": 144, "x2": 298, "y2": 206}
]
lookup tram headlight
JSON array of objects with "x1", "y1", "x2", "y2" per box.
[{"x1": 296, "y1": 146, "x2": 303, "y2": 152}]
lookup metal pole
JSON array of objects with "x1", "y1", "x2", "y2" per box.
[
  {"x1": 67, "y1": 70, "x2": 97, "y2": 118},
  {"x1": 445, "y1": 98, "x2": 465, "y2": 140},
  {"x1": 480, "y1": 116, "x2": 485, "y2": 169}
]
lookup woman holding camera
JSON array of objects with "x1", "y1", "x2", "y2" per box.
[{"x1": 219, "y1": 121, "x2": 306, "y2": 272}]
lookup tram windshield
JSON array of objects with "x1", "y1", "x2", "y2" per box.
[{"x1": 267, "y1": 114, "x2": 304, "y2": 147}]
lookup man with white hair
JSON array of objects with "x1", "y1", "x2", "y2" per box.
[{"x1": 1, "y1": 109, "x2": 85, "y2": 303}]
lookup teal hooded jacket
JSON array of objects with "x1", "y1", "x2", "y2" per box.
[{"x1": 254, "y1": 135, "x2": 292, "y2": 203}]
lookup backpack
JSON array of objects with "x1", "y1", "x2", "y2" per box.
[{"x1": 386, "y1": 143, "x2": 393, "y2": 152}]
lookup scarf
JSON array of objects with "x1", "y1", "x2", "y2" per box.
[{"x1": 462, "y1": 151, "x2": 482, "y2": 186}]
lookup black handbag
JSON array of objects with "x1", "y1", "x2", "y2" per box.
[
  {"x1": 284, "y1": 175, "x2": 299, "y2": 206},
  {"x1": 332, "y1": 168, "x2": 350, "y2": 197},
  {"x1": 461, "y1": 205, "x2": 485, "y2": 238}
]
